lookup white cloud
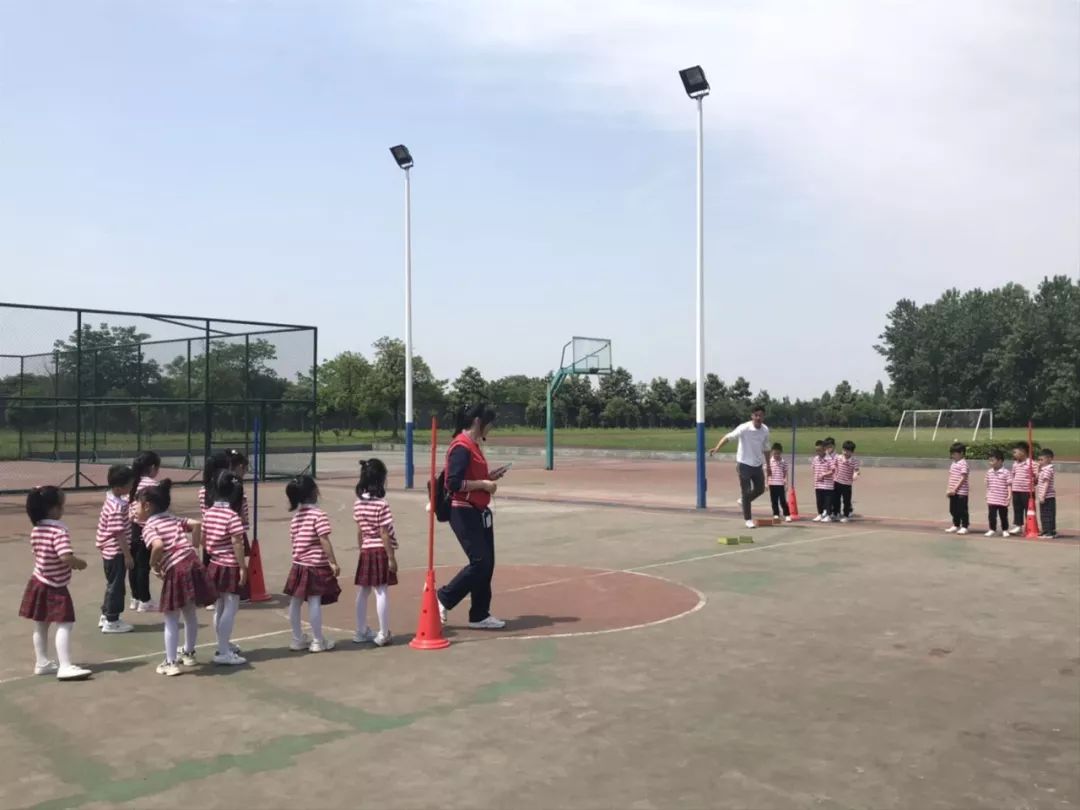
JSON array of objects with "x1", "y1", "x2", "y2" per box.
[{"x1": 385, "y1": 0, "x2": 1079, "y2": 279}]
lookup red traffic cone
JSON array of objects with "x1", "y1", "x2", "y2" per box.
[
  {"x1": 409, "y1": 570, "x2": 450, "y2": 650},
  {"x1": 787, "y1": 488, "x2": 801, "y2": 520},
  {"x1": 246, "y1": 538, "x2": 273, "y2": 602},
  {"x1": 1024, "y1": 505, "x2": 1040, "y2": 539}
]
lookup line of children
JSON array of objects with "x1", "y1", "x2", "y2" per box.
[
  {"x1": 201, "y1": 471, "x2": 249, "y2": 665},
  {"x1": 353, "y1": 459, "x2": 399, "y2": 646},
  {"x1": 127, "y1": 451, "x2": 161, "y2": 612},
  {"x1": 808, "y1": 437, "x2": 862, "y2": 523},
  {"x1": 766, "y1": 443, "x2": 793, "y2": 522},
  {"x1": 946, "y1": 442, "x2": 1058, "y2": 539},
  {"x1": 97, "y1": 465, "x2": 136, "y2": 632},
  {"x1": 283, "y1": 475, "x2": 342, "y2": 653}
]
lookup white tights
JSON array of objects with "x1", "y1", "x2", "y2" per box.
[
  {"x1": 214, "y1": 593, "x2": 240, "y2": 655},
  {"x1": 289, "y1": 596, "x2": 324, "y2": 643},
  {"x1": 33, "y1": 622, "x2": 72, "y2": 668},
  {"x1": 355, "y1": 586, "x2": 389, "y2": 634},
  {"x1": 163, "y1": 603, "x2": 198, "y2": 663}
]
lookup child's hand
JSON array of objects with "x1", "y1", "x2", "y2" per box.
[
  {"x1": 946, "y1": 490, "x2": 955, "y2": 497},
  {"x1": 153, "y1": 567, "x2": 164, "y2": 580},
  {"x1": 239, "y1": 566, "x2": 249, "y2": 586},
  {"x1": 329, "y1": 562, "x2": 341, "y2": 578},
  {"x1": 124, "y1": 555, "x2": 135, "y2": 572},
  {"x1": 388, "y1": 556, "x2": 398, "y2": 575},
  {"x1": 72, "y1": 557, "x2": 88, "y2": 571}
]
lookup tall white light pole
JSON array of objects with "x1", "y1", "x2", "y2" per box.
[
  {"x1": 390, "y1": 144, "x2": 416, "y2": 489},
  {"x1": 679, "y1": 66, "x2": 710, "y2": 509}
]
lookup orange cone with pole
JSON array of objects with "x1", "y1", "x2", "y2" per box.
[
  {"x1": 246, "y1": 538, "x2": 272, "y2": 602},
  {"x1": 410, "y1": 417, "x2": 450, "y2": 651},
  {"x1": 787, "y1": 488, "x2": 801, "y2": 520},
  {"x1": 1024, "y1": 419, "x2": 1039, "y2": 539}
]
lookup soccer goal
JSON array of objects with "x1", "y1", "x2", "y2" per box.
[{"x1": 893, "y1": 409, "x2": 993, "y2": 442}]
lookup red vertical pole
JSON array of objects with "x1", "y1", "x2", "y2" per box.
[
  {"x1": 1025, "y1": 419, "x2": 1039, "y2": 538},
  {"x1": 427, "y1": 416, "x2": 437, "y2": 571},
  {"x1": 410, "y1": 416, "x2": 450, "y2": 650}
]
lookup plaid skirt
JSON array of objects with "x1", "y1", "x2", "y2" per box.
[
  {"x1": 354, "y1": 548, "x2": 398, "y2": 587},
  {"x1": 283, "y1": 564, "x2": 340, "y2": 605},
  {"x1": 160, "y1": 557, "x2": 218, "y2": 612},
  {"x1": 19, "y1": 578, "x2": 75, "y2": 623},
  {"x1": 207, "y1": 561, "x2": 242, "y2": 595}
]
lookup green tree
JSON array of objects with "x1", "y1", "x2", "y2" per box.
[
  {"x1": 449, "y1": 366, "x2": 489, "y2": 413},
  {"x1": 361, "y1": 337, "x2": 445, "y2": 437},
  {"x1": 54, "y1": 323, "x2": 158, "y2": 397},
  {"x1": 317, "y1": 352, "x2": 372, "y2": 435}
]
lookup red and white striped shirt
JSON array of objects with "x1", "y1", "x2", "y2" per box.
[
  {"x1": 203, "y1": 504, "x2": 245, "y2": 567},
  {"x1": 143, "y1": 514, "x2": 196, "y2": 572},
  {"x1": 198, "y1": 487, "x2": 249, "y2": 528},
  {"x1": 353, "y1": 495, "x2": 398, "y2": 551},
  {"x1": 1038, "y1": 464, "x2": 1056, "y2": 500},
  {"x1": 30, "y1": 521, "x2": 74, "y2": 588},
  {"x1": 1010, "y1": 461, "x2": 1034, "y2": 495},
  {"x1": 130, "y1": 476, "x2": 159, "y2": 526},
  {"x1": 947, "y1": 459, "x2": 970, "y2": 497},
  {"x1": 96, "y1": 493, "x2": 131, "y2": 560},
  {"x1": 767, "y1": 458, "x2": 788, "y2": 486},
  {"x1": 811, "y1": 455, "x2": 836, "y2": 490},
  {"x1": 985, "y1": 467, "x2": 1011, "y2": 507},
  {"x1": 834, "y1": 454, "x2": 861, "y2": 486},
  {"x1": 289, "y1": 505, "x2": 332, "y2": 566}
]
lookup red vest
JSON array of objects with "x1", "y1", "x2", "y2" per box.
[{"x1": 446, "y1": 433, "x2": 491, "y2": 510}]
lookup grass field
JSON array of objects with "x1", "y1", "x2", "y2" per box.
[{"x1": 3, "y1": 426, "x2": 1077, "y2": 461}]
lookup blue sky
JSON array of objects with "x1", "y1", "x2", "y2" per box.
[{"x1": 1, "y1": 1, "x2": 1077, "y2": 399}]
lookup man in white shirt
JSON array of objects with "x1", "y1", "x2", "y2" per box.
[{"x1": 709, "y1": 406, "x2": 771, "y2": 528}]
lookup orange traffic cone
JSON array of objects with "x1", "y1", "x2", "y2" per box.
[
  {"x1": 1024, "y1": 504, "x2": 1040, "y2": 539},
  {"x1": 409, "y1": 570, "x2": 450, "y2": 650},
  {"x1": 787, "y1": 488, "x2": 801, "y2": 520},
  {"x1": 246, "y1": 538, "x2": 273, "y2": 602}
]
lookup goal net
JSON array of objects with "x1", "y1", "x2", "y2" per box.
[{"x1": 894, "y1": 409, "x2": 993, "y2": 442}]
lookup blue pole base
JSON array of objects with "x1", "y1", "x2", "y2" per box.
[
  {"x1": 696, "y1": 421, "x2": 707, "y2": 509},
  {"x1": 404, "y1": 421, "x2": 415, "y2": 490}
]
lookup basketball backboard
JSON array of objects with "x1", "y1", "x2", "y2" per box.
[{"x1": 559, "y1": 336, "x2": 612, "y2": 376}]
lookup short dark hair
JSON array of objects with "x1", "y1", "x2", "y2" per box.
[
  {"x1": 26, "y1": 486, "x2": 64, "y2": 526},
  {"x1": 988, "y1": 449, "x2": 1005, "y2": 461},
  {"x1": 286, "y1": 474, "x2": 319, "y2": 511},
  {"x1": 751, "y1": 405, "x2": 765, "y2": 414},
  {"x1": 107, "y1": 464, "x2": 135, "y2": 489},
  {"x1": 1039, "y1": 447, "x2": 1054, "y2": 459},
  {"x1": 136, "y1": 479, "x2": 174, "y2": 515},
  {"x1": 824, "y1": 437, "x2": 835, "y2": 446},
  {"x1": 814, "y1": 440, "x2": 824, "y2": 448},
  {"x1": 949, "y1": 442, "x2": 967, "y2": 455},
  {"x1": 771, "y1": 442, "x2": 783, "y2": 452},
  {"x1": 1013, "y1": 441, "x2": 1030, "y2": 454},
  {"x1": 842, "y1": 440, "x2": 856, "y2": 452}
]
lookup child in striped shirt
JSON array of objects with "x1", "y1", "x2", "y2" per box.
[
  {"x1": 1037, "y1": 448, "x2": 1057, "y2": 539},
  {"x1": 811, "y1": 440, "x2": 836, "y2": 522},
  {"x1": 19, "y1": 486, "x2": 91, "y2": 681},
  {"x1": 767, "y1": 443, "x2": 792, "y2": 522},
  {"x1": 1008, "y1": 442, "x2": 1035, "y2": 536},
  {"x1": 984, "y1": 449, "x2": 1011, "y2": 538},
  {"x1": 284, "y1": 475, "x2": 342, "y2": 653},
  {"x1": 945, "y1": 442, "x2": 970, "y2": 535},
  {"x1": 202, "y1": 471, "x2": 249, "y2": 665},
  {"x1": 139, "y1": 480, "x2": 213, "y2": 676},
  {"x1": 823, "y1": 437, "x2": 839, "y2": 518},
  {"x1": 128, "y1": 451, "x2": 161, "y2": 612},
  {"x1": 833, "y1": 441, "x2": 861, "y2": 523},
  {"x1": 353, "y1": 459, "x2": 399, "y2": 647},
  {"x1": 97, "y1": 465, "x2": 135, "y2": 634}
]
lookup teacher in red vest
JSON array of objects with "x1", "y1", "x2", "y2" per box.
[{"x1": 437, "y1": 403, "x2": 508, "y2": 629}]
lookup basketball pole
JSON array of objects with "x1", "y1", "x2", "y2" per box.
[{"x1": 694, "y1": 94, "x2": 707, "y2": 509}]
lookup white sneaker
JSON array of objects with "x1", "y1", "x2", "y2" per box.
[
  {"x1": 156, "y1": 660, "x2": 182, "y2": 677},
  {"x1": 745, "y1": 520, "x2": 756, "y2": 529},
  {"x1": 821, "y1": 516, "x2": 832, "y2": 523},
  {"x1": 101, "y1": 620, "x2": 134, "y2": 634},
  {"x1": 984, "y1": 530, "x2": 996, "y2": 537},
  {"x1": 784, "y1": 516, "x2": 793, "y2": 523},
  {"x1": 469, "y1": 616, "x2": 507, "y2": 630},
  {"x1": 772, "y1": 514, "x2": 781, "y2": 521},
  {"x1": 437, "y1": 597, "x2": 448, "y2": 625},
  {"x1": 352, "y1": 627, "x2": 376, "y2": 644},
  {"x1": 736, "y1": 498, "x2": 743, "y2": 506},
  {"x1": 136, "y1": 600, "x2": 157, "y2": 613},
  {"x1": 812, "y1": 514, "x2": 823, "y2": 522},
  {"x1": 230, "y1": 643, "x2": 242, "y2": 654},
  {"x1": 945, "y1": 526, "x2": 958, "y2": 533},
  {"x1": 98, "y1": 614, "x2": 107, "y2": 628},
  {"x1": 840, "y1": 517, "x2": 849, "y2": 524},
  {"x1": 179, "y1": 650, "x2": 198, "y2": 668},
  {"x1": 373, "y1": 631, "x2": 393, "y2": 647},
  {"x1": 308, "y1": 638, "x2": 336, "y2": 653},
  {"x1": 212, "y1": 651, "x2": 247, "y2": 666},
  {"x1": 289, "y1": 634, "x2": 311, "y2": 652},
  {"x1": 130, "y1": 599, "x2": 140, "y2": 611},
  {"x1": 1001, "y1": 531, "x2": 1010, "y2": 538},
  {"x1": 34, "y1": 660, "x2": 59, "y2": 676},
  {"x1": 56, "y1": 665, "x2": 92, "y2": 681},
  {"x1": 1009, "y1": 526, "x2": 1022, "y2": 536},
  {"x1": 206, "y1": 604, "x2": 215, "y2": 611},
  {"x1": 957, "y1": 528, "x2": 968, "y2": 535}
]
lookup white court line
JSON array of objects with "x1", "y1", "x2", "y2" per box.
[{"x1": 0, "y1": 629, "x2": 293, "y2": 687}]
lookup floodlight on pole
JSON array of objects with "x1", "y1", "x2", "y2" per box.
[
  {"x1": 678, "y1": 65, "x2": 709, "y2": 509},
  {"x1": 390, "y1": 144, "x2": 415, "y2": 489}
]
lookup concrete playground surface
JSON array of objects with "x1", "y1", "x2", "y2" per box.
[{"x1": 0, "y1": 453, "x2": 1076, "y2": 809}]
